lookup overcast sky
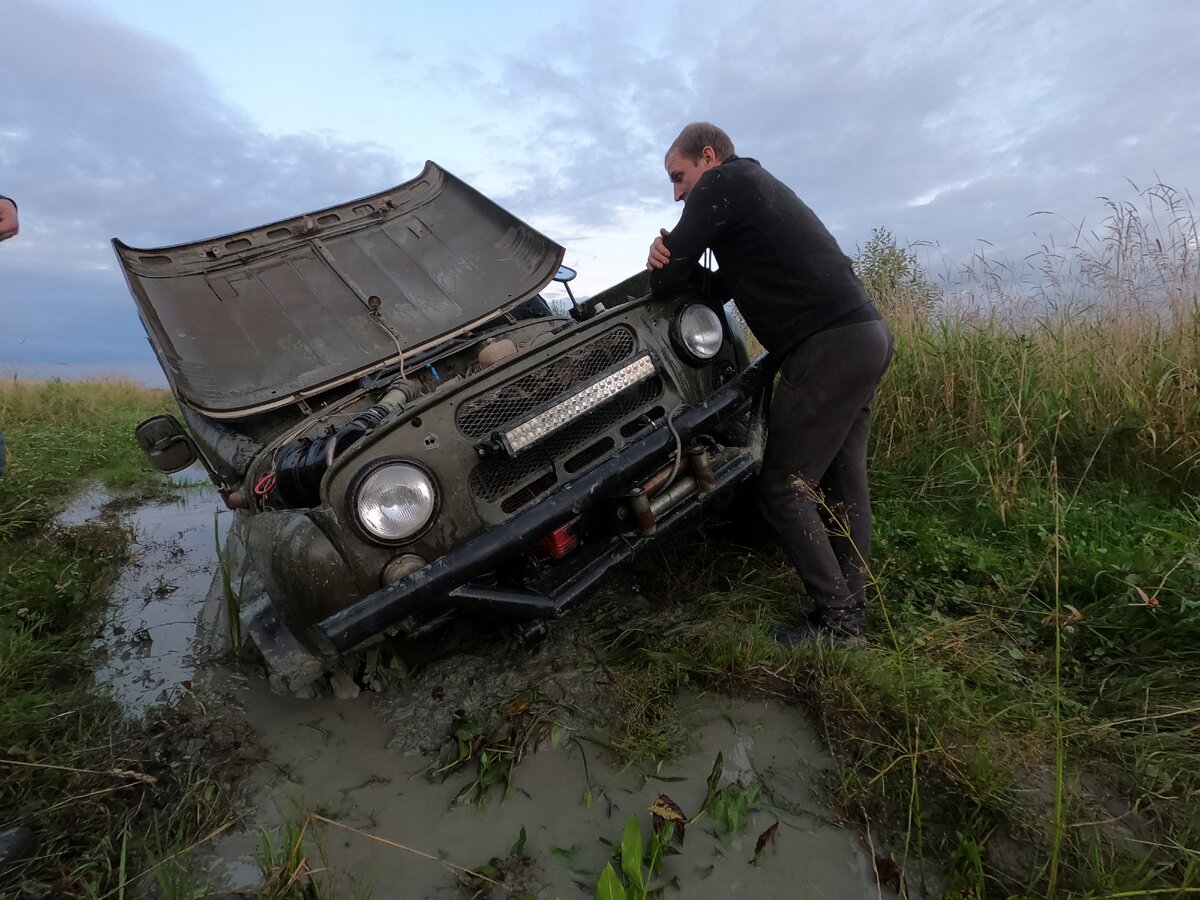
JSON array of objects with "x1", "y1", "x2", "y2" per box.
[{"x1": 2, "y1": 0, "x2": 1197, "y2": 384}]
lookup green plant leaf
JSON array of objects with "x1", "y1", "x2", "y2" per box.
[
  {"x1": 704, "y1": 752, "x2": 723, "y2": 807},
  {"x1": 552, "y1": 844, "x2": 582, "y2": 863},
  {"x1": 595, "y1": 863, "x2": 628, "y2": 900},
  {"x1": 510, "y1": 825, "x2": 527, "y2": 859},
  {"x1": 621, "y1": 815, "x2": 645, "y2": 893},
  {"x1": 707, "y1": 781, "x2": 761, "y2": 838}
]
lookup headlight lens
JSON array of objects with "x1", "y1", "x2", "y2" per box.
[
  {"x1": 353, "y1": 461, "x2": 437, "y2": 542},
  {"x1": 674, "y1": 303, "x2": 724, "y2": 362}
]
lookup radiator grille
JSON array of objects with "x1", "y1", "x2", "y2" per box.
[
  {"x1": 456, "y1": 327, "x2": 636, "y2": 439},
  {"x1": 469, "y1": 377, "x2": 663, "y2": 505}
]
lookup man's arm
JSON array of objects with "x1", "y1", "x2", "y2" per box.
[
  {"x1": 648, "y1": 173, "x2": 728, "y2": 294},
  {"x1": 0, "y1": 198, "x2": 18, "y2": 242}
]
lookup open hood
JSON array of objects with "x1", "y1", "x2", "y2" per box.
[{"x1": 113, "y1": 162, "x2": 564, "y2": 418}]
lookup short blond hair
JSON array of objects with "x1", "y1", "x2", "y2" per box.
[{"x1": 666, "y1": 122, "x2": 735, "y2": 165}]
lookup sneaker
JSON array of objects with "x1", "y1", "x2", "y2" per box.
[
  {"x1": 823, "y1": 605, "x2": 866, "y2": 637},
  {"x1": 774, "y1": 608, "x2": 866, "y2": 648}
]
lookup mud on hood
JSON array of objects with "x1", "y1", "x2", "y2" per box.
[{"x1": 113, "y1": 162, "x2": 564, "y2": 418}]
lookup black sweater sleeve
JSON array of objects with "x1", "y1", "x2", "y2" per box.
[{"x1": 649, "y1": 169, "x2": 730, "y2": 297}]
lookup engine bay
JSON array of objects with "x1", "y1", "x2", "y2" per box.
[{"x1": 249, "y1": 316, "x2": 567, "y2": 510}]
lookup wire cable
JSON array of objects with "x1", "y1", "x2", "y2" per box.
[
  {"x1": 253, "y1": 471, "x2": 276, "y2": 498},
  {"x1": 665, "y1": 405, "x2": 687, "y2": 486},
  {"x1": 370, "y1": 309, "x2": 407, "y2": 380}
]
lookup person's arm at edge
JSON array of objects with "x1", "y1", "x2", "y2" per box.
[{"x1": 0, "y1": 198, "x2": 18, "y2": 242}]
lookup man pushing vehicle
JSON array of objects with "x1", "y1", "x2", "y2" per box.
[{"x1": 646, "y1": 123, "x2": 893, "y2": 643}]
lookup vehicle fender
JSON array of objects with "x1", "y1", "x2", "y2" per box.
[{"x1": 243, "y1": 510, "x2": 362, "y2": 632}]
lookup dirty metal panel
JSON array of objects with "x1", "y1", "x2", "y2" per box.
[{"x1": 113, "y1": 161, "x2": 564, "y2": 417}]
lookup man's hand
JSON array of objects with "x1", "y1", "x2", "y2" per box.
[
  {"x1": 646, "y1": 227, "x2": 671, "y2": 270},
  {"x1": 0, "y1": 198, "x2": 18, "y2": 242}
]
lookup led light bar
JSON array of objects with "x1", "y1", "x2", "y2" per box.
[{"x1": 500, "y1": 354, "x2": 657, "y2": 456}]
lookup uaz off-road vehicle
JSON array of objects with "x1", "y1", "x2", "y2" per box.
[{"x1": 116, "y1": 162, "x2": 770, "y2": 692}]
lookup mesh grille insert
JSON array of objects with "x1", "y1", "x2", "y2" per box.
[
  {"x1": 468, "y1": 377, "x2": 663, "y2": 504},
  {"x1": 456, "y1": 327, "x2": 637, "y2": 439}
]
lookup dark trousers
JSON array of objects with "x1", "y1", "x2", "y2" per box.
[{"x1": 758, "y1": 317, "x2": 894, "y2": 612}]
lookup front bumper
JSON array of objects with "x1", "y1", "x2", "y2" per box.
[{"x1": 250, "y1": 354, "x2": 771, "y2": 689}]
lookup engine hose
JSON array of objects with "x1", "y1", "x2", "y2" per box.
[{"x1": 273, "y1": 379, "x2": 423, "y2": 509}]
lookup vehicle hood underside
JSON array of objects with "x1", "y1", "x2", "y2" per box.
[{"x1": 112, "y1": 161, "x2": 564, "y2": 418}]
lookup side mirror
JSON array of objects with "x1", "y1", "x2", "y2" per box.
[
  {"x1": 554, "y1": 263, "x2": 589, "y2": 320},
  {"x1": 135, "y1": 415, "x2": 199, "y2": 474}
]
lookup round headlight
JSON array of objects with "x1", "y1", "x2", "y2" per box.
[
  {"x1": 352, "y1": 461, "x2": 437, "y2": 542},
  {"x1": 673, "y1": 303, "x2": 724, "y2": 362}
]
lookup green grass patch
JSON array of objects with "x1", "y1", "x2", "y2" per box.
[
  {"x1": 0, "y1": 378, "x2": 249, "y2": 898},
  {"x1": 0, "y1": 377, "x2": 175, "y2": 539}
]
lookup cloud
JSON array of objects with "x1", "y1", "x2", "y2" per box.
[
  {"x1": 0, "y1": 0, "x2": 407, "y2": 371},
  {"x1": 448, "y1": 0, "x2": 1200, "y2": 270},
  {"x1": 412, "y1": 1, "x2": 694, "y2": 229}
]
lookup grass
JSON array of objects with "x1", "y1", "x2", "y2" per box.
[
  {"x1": 427, "y1": 694, "x2": 565, "y2": 806},
  {"x1": 0, "y1": 378, "x2": 250, "y2": 898},
  {"x1": 589, "y1": 184, "x2": 1200, "y2": 897},
  {"x1": 254, "y1": 817, "x2": 327, "y2": 900},
  {"x1": 0, "y1": 377, "x2": 173, "y2": 537}
]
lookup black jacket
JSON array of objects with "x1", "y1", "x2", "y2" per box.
[{"x1": 650, "y1": 156, "x2": 871, "y2": 356}]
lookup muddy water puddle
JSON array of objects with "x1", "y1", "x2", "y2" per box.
[
  {"x1": 207, "y1": 685, "x2": 890, "y2": 898},
  {"x1": 60, "y1": 467, "x2": 231, "y2": 711},
  {"x1": 74, "y1": 477, "x2": 896, "y2": 898}
]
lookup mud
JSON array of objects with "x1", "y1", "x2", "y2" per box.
[
  {"x1": 204, "y1": 683, "x2": 892, "y2": 898},
  {"x1": 75, "y1": 476, "x2": 898, "y2": 898}
]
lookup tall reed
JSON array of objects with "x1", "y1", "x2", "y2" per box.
[{"x1": 863, "y1": 184, "x2": 1199, "y2": 513}]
